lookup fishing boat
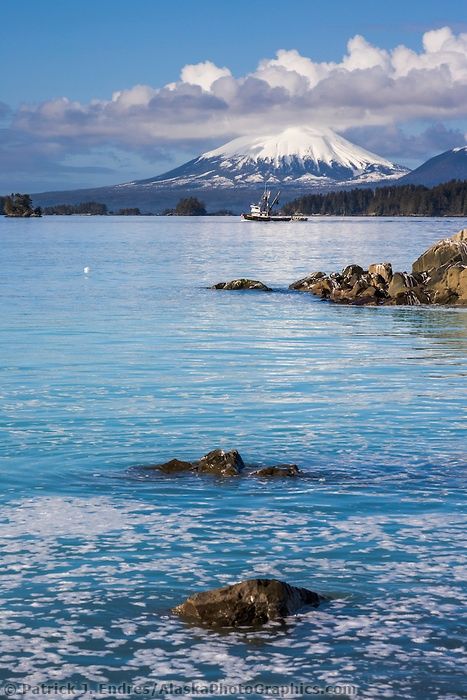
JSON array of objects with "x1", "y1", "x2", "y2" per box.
[{"x1": 241, "y1": 188, "x2": 291, "y2": 221}]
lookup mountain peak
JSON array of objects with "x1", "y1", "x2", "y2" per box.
[
  {"x1": 201, "y1": 125, "x2": 395, "y2": 172},
  {"x1": 399, "y1": 144, "x2": 467, "y2": 186},
  {"x1": 124, "y1": 124, "x2": 409, "y2": 192}
]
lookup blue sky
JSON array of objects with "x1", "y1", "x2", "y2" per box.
[{"x1": 1, "y1": 0, "x2": 466, "y2": 192}]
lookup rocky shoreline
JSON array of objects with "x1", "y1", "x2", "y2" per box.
[{"x1": 213, "y1": 229, "x2": 467, "y2": 306}]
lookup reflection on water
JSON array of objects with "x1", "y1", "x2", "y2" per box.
[{"x1": 0, "y1": 216, "x2": 466, "y2": 699}]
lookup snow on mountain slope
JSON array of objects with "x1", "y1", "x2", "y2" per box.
[
  {"x1": 202, "y1": 126, "x2": 394, "y2": 170},
  {"x1": 120, "y1": 126, "x2": 409, "y2": 191}
]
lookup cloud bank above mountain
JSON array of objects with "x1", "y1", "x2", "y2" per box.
[{"x1": 3, "y1": 26, "x2": 467, "y2": 189}]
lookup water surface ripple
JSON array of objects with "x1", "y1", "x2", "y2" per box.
[{"x1": 0, "y1": 216, "x2": 466, "y2": 699}]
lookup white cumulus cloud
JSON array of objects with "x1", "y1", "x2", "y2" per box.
[
  {"x1": 180, "y1": 60, "x2": 232, "y2": 91},
  {"x1": 5, "y1": 26, "x2": 467, "y2": 180}
]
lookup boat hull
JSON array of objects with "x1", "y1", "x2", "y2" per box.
[{"x1": 241, "y1": 214, "x2": 292, "y2": 222}]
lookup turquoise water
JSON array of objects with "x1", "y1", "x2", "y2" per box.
[{"x1": 0, "y1": 216, "x2": 466, "y2": 699}]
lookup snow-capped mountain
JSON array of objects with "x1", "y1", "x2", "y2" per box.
[
  {"x1": 119, "y1": 126, "x2": 409, "y2": 191},
  {"x1": 398, "y1": 146, "x2": 467, "y2": 186},
  {"x1": 32, "y1": 126, "x2": 411, "y2": 213}
]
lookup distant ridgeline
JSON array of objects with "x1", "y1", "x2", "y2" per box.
[{"x1": 284, "y1": 180, "x2": 467, "y2": 217}]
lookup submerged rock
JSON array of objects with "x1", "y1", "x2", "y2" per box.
[
  {"x1": 250, "y1": 464, "x2": 301, "y2": 478},
  {"x1": 195, "y1": 448, "x2": 245, "y2": 476},
  {"x1": 173, "y1": 578, "x2": 321, "y2": 627},
  {"x1": 213, "y1": 279, "x2": 272, "y2": 291},
  {"x1": 144, "y1": 458, "x2": 195, "y2": 474},
  {"x1": 288, "y1": 230, "x2": 467, "y2": 306}
]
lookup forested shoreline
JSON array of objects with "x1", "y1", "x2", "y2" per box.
[{"x1": 283, "y1": 180, "x2": 467, "y2": 217}]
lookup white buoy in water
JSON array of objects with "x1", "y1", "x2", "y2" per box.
[{"x1": 83, "y1": 266, "x2": 91, "y2": 274}]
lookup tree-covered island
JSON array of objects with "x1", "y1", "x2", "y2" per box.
[{"x1": 1, "y1": 193, "x2": 42, "y2": 217}]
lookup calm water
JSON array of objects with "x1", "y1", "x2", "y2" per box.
[{"x1": 1, "y1": 216, "x2": 466, "y2": 699}]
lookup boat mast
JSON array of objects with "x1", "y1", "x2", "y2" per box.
[
  {"x1": 260, "y1": 183, "x2": 270, "y2": 214},
  {"x1": 268, "y1": 190, "x2": 281, "y2": 215}
]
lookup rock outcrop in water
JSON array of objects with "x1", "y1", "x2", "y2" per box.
[
  {"x1": 196, "y1": 448, "x2": 245, "y2": 476},
  {"x1": 212, "y1": 279, "x2": 272, "y2": 291},
  {"x1": 173, "y1": 578, "x2": 321, "y2": 627},
  {"x1": 143, "y1": 448, "x2": 244, "y2": 477},
  {"x1": 250, "y1": 464, "x2": 301, "y2": 478},
  {"x1": 140, "y1": 449, "x2": 302, "y2": 478},
  {"x1": 152, "y1": 458, "x2": 194, "y2": 474},
  {"x1": 289, "y1": 229, "x2": 467, "y2": 306}
]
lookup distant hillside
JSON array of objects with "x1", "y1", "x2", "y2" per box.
[
  {"x1": 398, "y1": 147, "x2": 467, "y2": 187},
  {"x1": 284, "y1": 180, "x2": 467, "y2": 217}
]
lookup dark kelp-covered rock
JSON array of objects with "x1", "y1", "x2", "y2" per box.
[
  {"x1": 194, "y1": 448, "x2": 245, "y2": 476},
  {"x1": 173, "y1": 578, "x2": 321, "y2": 627},
  {"x1": 138, "y1": 449, "x2": 308, "y2": 478},
  {"x1": 143, "y1": 458, "x2": 195, "y2": 474},
  {"x1": 250, "y1": 464, "x2": 301, "y2": 478},
  {"x1": 212, "y1": 279, "x2": 272, "y2": 291},
  {"x1": 288, "y1": 230, "x2": 467, "y2": 306}
]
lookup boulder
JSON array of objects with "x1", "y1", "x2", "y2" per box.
[
  {"x1": 329, "y1": 288, "x2": 348, "y2": 303},
  {"x1": 359, "y1": 285, "x2": 378, "y2": 298},
  {"x1": 342, "y1": 264, "x2": 365, "y2": 280},
  {"x1": 173, "y1": 578, "x2": 321, "y2": 627},
  {"x1": 345, "y1": 272, "x2": 364, "y2": 288},
  {"x1": 353, "y1": 287, "x2": 379, "y2": 305},
  {"x1": 213, "y1": 279, "x2": 272, "y2": 291},
  {"x1": 426, "y1": 262, "x2": 467, "y2": 305},
  {"x1": 350, "y1": 278, "x2": 372, "y2": 297},
  {"x1": 368, "y1": 262, "x2": 393, "y2": 283},
  {"x1": 289, "y1": 271, "x2": 325, "y2": 291},
  {"x1": 310, "y1": 277, "x2": 334, "y2": 297},
  {"x1": 390, "y1": 287, "x2": 430, "y2": 305},
  {"x1": 195, "y1": 448, "x2": 245, "y2": 476},
  {"x1": 369, "y1": 272, "x2": 388, "y2": 289},
  {"x1": 412, "y1": 229, "x2": 467, "y2": 275},
  {"x1": 387, "y1": 272, "x2": 418, "y2": 297},
  {"x1": 250, "y1": 464, "x2": 300, "y2": 478}
]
